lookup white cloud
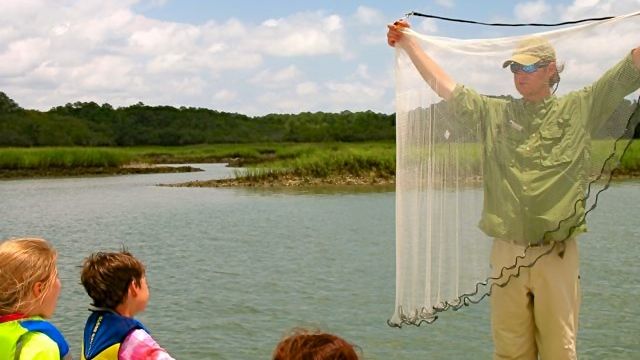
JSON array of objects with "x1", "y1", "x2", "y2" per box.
[
  {"x1": 418, "y1": 19, "x2": 438, "y2": 34},
  {"x1": 436, "y1": 0, "x2": 455, "y2": 8},
  {"x1": 80, "y1": 9, "x2": 138, "y2": 43},
  {"x1": 147, "y1": 53, "x2": 187, "y2": 73},
  {"x1": 325, "y1": 81, "x2": 386, "y2": 105},
  {"x1": 139, "y1": 0, "x2": 169, "y2": 8},
  {"x1": 256, "y1": 91, "x2": 305, "y2": 113},
  {"x1": 170, "y1": 77, "x2": 206, "y2": 96},
  {"x1": 354, "y1": 64, "x2": 371, "y2": 80},
  {"x1": 0, "y1": 37, "x2": 50, "y2": 76},
  {"x1": 296, "y1": 81, "x2": 319, "y2": 96},
  {"x1": 51, "y1": 23, "x2": 71, "y2": 36},
  {"x1": 251, "y1": 12, "x2": 345, "y2": 57},
  {"x1": 0, "y1": 1, "x2": 395, "y2": 114},
  {"x1": 354, "y1": 6, "x2": 385, "y2": 25},
  {"x1": 514, "y1": 0, "x2": 552, "y2": 22},
  {"x1": 28, "y1": 62, "x2": 62, "y2": 85},
  {"x1": 129, "y1": 23, "x2": 201, "y2": 54},
  {"x1": 353, "y1": 6, "x2": 388, "y2": 45},
  {"x1": 71, "y1": 55, "x2": 138, "y2": 91},
  {"x1": 213, "y1": 89, "x2": 237, "y2": 103},
  {"x1": 202, "y1": 51, "x2": 264, "y2": 72},
  {"x1": 361, "y1": 33, "x2": 386, "y2": 45},
  {"x1": 558, "y1": 0, "x2": 638, "y2": 20},
  {"x1": 0, "y1": 26, "x2": 17, "y2": 43},
  {"x1": 250, "y1": 65, "x2": 303, "y2": 87}
]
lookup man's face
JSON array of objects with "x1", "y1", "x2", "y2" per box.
[{"x1": 512, "y1": 61, "x2": 556, "y2": 100}]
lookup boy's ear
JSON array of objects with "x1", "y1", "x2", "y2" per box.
[{"x1": 128, "y1": 280, "x2": 140, "y2": 297}]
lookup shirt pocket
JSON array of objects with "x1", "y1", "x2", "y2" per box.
[{"x1": 539, "y1": 117, "x2": 571, "y2": 167}]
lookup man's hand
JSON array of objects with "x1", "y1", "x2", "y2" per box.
[{"x1": 387, "y1": 19, "x2": 410, "y2": 47}]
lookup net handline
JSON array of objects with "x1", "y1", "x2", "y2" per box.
[{"x1": 406, "y1": 12, "x2": 616, "y2": 27}]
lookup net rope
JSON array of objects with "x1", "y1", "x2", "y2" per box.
[{"x1": 389, "y1": 11, "x2": 640, "y2": 327}]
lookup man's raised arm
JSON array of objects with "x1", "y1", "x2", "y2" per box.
[{"x1": 387, "y1": 20, "x2": 457, "y2": 100}]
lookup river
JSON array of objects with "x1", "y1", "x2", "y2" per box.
[{"x1": 0, "y1": 164, "x2": 638, "y2": 359}]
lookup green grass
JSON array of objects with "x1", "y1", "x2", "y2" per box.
[
  {"x1": 614, "y1": 140, "x2": 640, "y2": 172},
  {"x1": 236, "y1": 142, "x2": 396, "y2": 180},
  {"x1": 591, "y1": 139, "x2": 640, "y2": 174},
  {"x1": 114, "y1": 143, "x2": 324, "y2": 165},
  {"x1": 0, "y1": 147, "x2": 132, "y2": 169},
  {"x1": 1, "y1": 140, "x2": 639, "y2": 181}
]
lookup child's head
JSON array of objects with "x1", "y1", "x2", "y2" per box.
[
  {"x1": 0, "y1": 237, "x2": 61, "y2": 318},
  {"x1": 272, "y1": 328, "x2": 360, "y2": 360},
  {"x1": 80, "y1": 250, "x2": 148, "y2": 315}
]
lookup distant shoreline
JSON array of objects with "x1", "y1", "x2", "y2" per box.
[
  {"x1": 0, "y1": 165, "x2": 202, "y2": 180},
  {"x1": 1, "y1": 142, "x2": 639, "y2": 185},
  {"x1": 2, "y1": 164, "x2": 639, "y2": 185}
]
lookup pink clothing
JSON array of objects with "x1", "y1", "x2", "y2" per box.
[{"x1": 118, "y1": 329, "x2": 175, "y2": 360}]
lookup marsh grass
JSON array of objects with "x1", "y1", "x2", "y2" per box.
[
  {"x1": 1, "y1": 140, "x2": 639, "y2": 182},
  {"x1": 236, "y1": 152, "x2": 395, "y2": 179},
  {"x1": 233, "y1": 142, "x2": 395, "y2": 181},
  {"x1": 591, "y1": 139, "x2": 640, "y2": 175},
  {"x1": 0, "y1": 147, "x2": 132, "y2": 169},
  {"x1": 621, "y1": 142, "x2": 640, "y2": 171},
  {"x1": 232, "y1": 139, "x2": 640, "y2": 183}
]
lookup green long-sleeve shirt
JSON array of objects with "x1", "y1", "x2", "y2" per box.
[{"x1": 449, "y1": 52, "x2": 640, "y2": 245}]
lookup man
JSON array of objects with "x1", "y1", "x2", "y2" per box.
[{"x1": 388, "y1": 20, "x2": 640, "y2": 360}]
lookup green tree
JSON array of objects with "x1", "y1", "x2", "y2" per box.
[{"x1": 0, "y1": 92, "x2": 21, "y2": 113}]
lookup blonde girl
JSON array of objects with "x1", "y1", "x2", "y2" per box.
[{"x1": 0, "y1": 237, "x2": 71, "y2": 359}]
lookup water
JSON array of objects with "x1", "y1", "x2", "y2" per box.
[{"x1": 0, "y1": 165, "x2": 638, "y2": 359}]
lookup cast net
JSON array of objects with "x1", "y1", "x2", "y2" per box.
[{"x1": 390, "y1": 11, "x2": 640, "y2": 326}]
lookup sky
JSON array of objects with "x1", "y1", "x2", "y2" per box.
[{"x1": 1, "y1": 0, "x2": 639, "y2": 115}]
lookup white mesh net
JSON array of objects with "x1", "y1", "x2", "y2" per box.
[{"x1": 390, "y1": 12, "x2": 640, "y2": 326}]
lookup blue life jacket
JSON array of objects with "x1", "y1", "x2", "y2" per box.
[{"x1": 81, "y1": 310, "x2": 148, "y2": 360}]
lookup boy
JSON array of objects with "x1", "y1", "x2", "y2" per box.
[{"x1": 80, "y1": 250, "x2": 175, "y2": 360}]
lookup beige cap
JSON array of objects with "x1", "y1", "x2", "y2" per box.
[{"x1": 502, "y1": 36, "x2": 556, "y2": 68}]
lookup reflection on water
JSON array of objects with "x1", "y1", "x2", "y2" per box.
[{"x1": 0, "y1": 165, "x2": 638, "y2": 359}]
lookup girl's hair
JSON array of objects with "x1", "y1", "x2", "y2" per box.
[
  {"x1": 273, "y1": 328, "x2": 360, "y2": 360},
  {"x1": 0, "y1": 238, "x2": 58, "y2": 315}
]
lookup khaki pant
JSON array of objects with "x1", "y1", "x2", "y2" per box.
[{"x1": 490, "y1": 238, "x2": 580, "y2": 360}]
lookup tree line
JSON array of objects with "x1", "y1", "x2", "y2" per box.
[
  {"x1": 0, "y1": 92, "x2": 395, "y2": 146},
  {"x1": 1, "y1": 91, "x2": 638, "y2": 147}
]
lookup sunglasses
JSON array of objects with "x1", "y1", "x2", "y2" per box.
[{"x1": 509, "y1": 62, "x2": 549, "y2": 74}]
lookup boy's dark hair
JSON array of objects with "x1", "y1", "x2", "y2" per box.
[{"x1": 80, "y1": 251, "x2": 146, "y2": 309}]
